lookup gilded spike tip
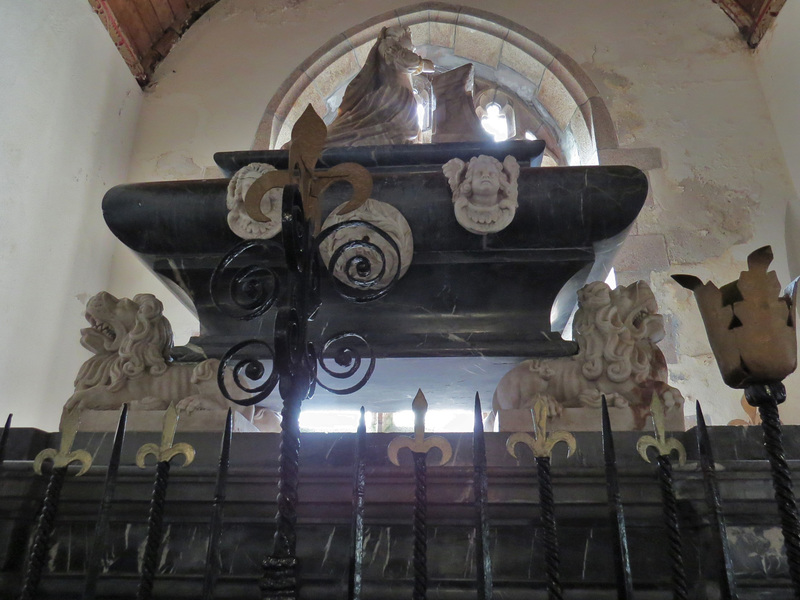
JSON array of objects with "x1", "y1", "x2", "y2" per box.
[
  {"x1": 506, "y1": 398, "x2": 577, "y2": 459},
  {"x1": 136, "y1": 403, "x2": 195, "y2": 468},
  {"x1": 387, "y1": 390, "x2": 453, "y2": 466},
  {"x1": 34, "y1": 408, "x2": 93, "y2": 476},
  {"x1": 636, "y1": 392, "x2": 686, "y2": 465}
]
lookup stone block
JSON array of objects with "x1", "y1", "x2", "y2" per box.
[
  {"x1": 599, "y1": 147, "x2": 663, "y2": 171},
  {"x1": 537, "y1": 69, "x2": 578, "y2": 130},
  {"x1": 569, "y1": 109, "x2": 594, "y2": 164},
  {"x1": 613, "y1": 234, "x2": 670, "y2": 272},
  {"x1": 429, "y1": 10, "x2": 456, "y2": 47},
  {"x1": 586, "y1": 96, "x2": 619, "y2": 150},
  {"x1": 453, "y1": 26, "x2": 503, "y2": 67},
  {"x1": 499, "y1": 40, "x2": 546, "y2": 87},
  {"x1": 311, "y1": 49, "x2": 360, "y2": 103}
]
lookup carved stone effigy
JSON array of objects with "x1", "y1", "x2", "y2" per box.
[
  {"x1": 442, "y1": 154, "x2": 520, "y2": 234},
  {"x1": 491, "y1": 280, "x2": 685, "y2": 431},
  {"x1": 226, "y1": 163, "x2": 283, "y2": 239},
  {"x1": 63, "y1": 291, "x2": 280, "y2": 432},
  {"x1": 325, "y1": 25, "x2": 434, "y2": 146},
  {"x1": 318, "y1": 197, "x2": 413, "y2": 291},
  {"x1": 430, "y1": 64, "x2": 493, "y2": 144}
]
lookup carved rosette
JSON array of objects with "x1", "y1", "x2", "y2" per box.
[
  {"x1": 318, "y1": 198, "x2": 413, "y2": 293},
  {"x1": 443, "y1": 155, "x2": 520, "y2": 235},
  {"x1": 226, "y1": 163, "x2": 283, "y2": 240}
]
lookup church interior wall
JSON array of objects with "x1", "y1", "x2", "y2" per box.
[
  {"x1": 3, "y1": 0, "x2": 800, "y2": 430},
  {"x1": 0, "y1": 0, "x2": 142, "y2": 429}
]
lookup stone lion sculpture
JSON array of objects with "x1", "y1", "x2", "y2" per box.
[
  {"x1": 442, "y1": 154, "x2": 520, "y2": 234},
  {"x1": 492, "y1": 280, "x2": 684, "y2": 427},
  {"x1": 65, "y1": 292, "x2": 279, "y2": 430}
]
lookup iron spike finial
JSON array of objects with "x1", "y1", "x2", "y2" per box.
[
  {"x1": 136, "y1": 403, "x2": 195, "y2": 468},
  {"x1": 34, "y1": 408, "x2": 93, "y2": 476},
  {"x1": 506, "y1": 398, "x2": 577, "y2": 459},
  {"x1": 636, "y1": 392, "x2": 686, "y2": 465},
  {"x1": 387, "y1": 390, "x2": 453, "y2": 466}
]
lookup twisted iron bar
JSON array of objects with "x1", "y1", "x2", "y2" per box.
[
  {"x1": 137, "y1": 461, "x2": 171, "y2": 600},
  {"x1": 695, "y1": 402, "x2": 737, "y2": 600},
  {"x1": 472, "y1": 393, "x2": 493, "y2": 600},
  {"x1": 746, "y1": 382, "x2": 800, "y2": 597},
  {"x1": 348, "y1": 407, "x2": 367, "y2": 600},
  {"x1": 412, "y1": 452, "x2": 428, "y2": 600},
  {"x1": 600, "y1": 397, "x2": 634, "y2": 600},
  {"x1": 536, "y1": 457, "x2": 563, "y2": 600},
  {"x1": 83, "y1": 405, "x2": 129, "y2": 600},
  {"x1": 19, "y1": 466, "x2": 67, "y2": 600},
  {"x1": 657, "y1": 455, "x2": 688, "y2": 600},
  {"x1": 202, "y1": 409, "x2": 233, "y2": 600}
]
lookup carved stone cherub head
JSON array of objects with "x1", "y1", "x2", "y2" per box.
[{"x1": 442, "y1": 154, "x2": 520, "y2": 234}]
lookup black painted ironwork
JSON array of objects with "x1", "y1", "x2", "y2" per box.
[
  {"x1": 536, "y1": 456, "x2": 563, "y2": 600},
  {"x1": 317, "y1": 219, "x2": 403, "y2": 302},
  {"x1": 695, "y1": 401, "x2": 737, "y2": 600},
  {"x1": 218, "y1": 338, "x2": 279, "y2": 406},
  {"x1": 19, "y1": 466, "x2": 67, "y2": 600},
  {"x1": 135, "y1": 405, "x2": 195, "y2": 600},
  {"x1": 316, "y1": 332, "x2": 376, "y2": 395},
  {"x1": 83, "y1": 404, "x2": 128, "y2": 600},
  {"x1": 657, "y1": 454, "x2": 688, "y2": 600},
  {"x1": 348, "y1": 407, "x2": 367, "y2": 600},
  {"x1": 203, "y1": 408, "x2": 233, "y2": 600},
  {"x1": 745, "y1": 381, "x2": 800, "y2": 598},
  {"x1": 412, "y1": 451, "x2": 428, "y2": 600},
  {"x1": 0, "y1": 413, "x2": 11, "y2": 467},
  {"x1": 601, "y1": 396, "x2": 634, "y2": 600},
  {"x1": 210, "y1": 238, "x2": 282, "y2": 320},
  {"x1": 472, "y1": 393, "x2": 493, "y2": 600},
  {"x1": 260, "y1": 185, "x2": 318, "y2": 600}
]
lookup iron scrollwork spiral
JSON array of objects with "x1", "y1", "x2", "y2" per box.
[
  {"x1": 217, "y1": 339, "x2": 279, "y2": 407},
  {"x1": 210, "y1": 239, "x2": 282, "y2": 320},
  {"x1": 315, "y1": 333, "x2": 376, "y2": 395},
  {"x1": 317, "y1": 220, "x2": 403, "y2": 302}
]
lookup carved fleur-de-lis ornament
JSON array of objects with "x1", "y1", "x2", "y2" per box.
[
  {"x1": 636, "y1": 392, "x2": 686, "y2": 465},
  {"x1": 34, "y1": 408, "x2": 93, "y2": 476},
  {"x1": 243, "y1": 105, "x2": 373, "y2": 235},
  {"x1": 387, "y1": 389, "x2": 453, "y2": 466},
  {"x1": 506, "y1": 398, "x2": 577, "y2": 459},
  {"x1": 135, "y1": 403, "x2": 195, "y2": 468}
]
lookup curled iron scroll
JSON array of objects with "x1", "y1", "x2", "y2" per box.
[
  {"x1": 315, "y1": 333, "x2": 376, "y2": 395},
  {"x1": 316, "y1": 220, "x2": 402, "y2": 302},
  {"x1": 210, "y1": 239, "x2": 282, "y2": 320},
  {"x1": 217, "y1": 339, "x2": 279, "y2": 406}
]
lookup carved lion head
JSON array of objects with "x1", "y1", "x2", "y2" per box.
[
  {"x1": 75, "y1": 292, "x2": 172, "y2": 392},
  {"x1": 574, "y1": 281, "x2": 666, "y2": 385}
]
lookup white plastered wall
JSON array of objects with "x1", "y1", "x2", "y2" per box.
[
  {"x1": 114, "y1": 0, "x2": 800, "y2": 427},
  {"x1": 0, "y1": 1, "x2": 142, "y2": 429}
]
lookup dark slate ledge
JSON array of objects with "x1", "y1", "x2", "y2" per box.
[{"x1": 213, "y1": 139, "x2": 546, "y2": 177}]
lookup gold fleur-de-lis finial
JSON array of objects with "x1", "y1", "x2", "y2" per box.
[
  {"x1": 135, "y1": 403, "x2": 195, "y2": 468},
  {"x1": 636, "y1": 392, "x2": 686, "y2": 465},
  {"x1": 34, "y1": 408, "x2": 93, "y2": 476},
  {"x1": 387, "y1": 390, "x2": 453, "y2": 466},
  {"x1": 506, "y1": 398, "x2": 577, "y2": 459},
  {"x1": 243, "y1": 104, "x2": 373, "y2": 234}
]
